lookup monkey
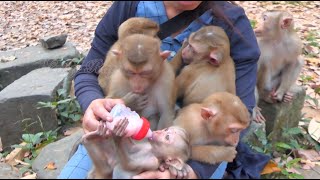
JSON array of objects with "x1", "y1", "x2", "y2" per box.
[
  {"x1": 98, "y1": 20, "x2": 176, "y2": 130},
  {"x1": 252, "y1": 10, "x2": 304, "y2": 122},
  {"x1": 82, "y1": 119, "x2": 191, "y2": 179},
  {"x1": 98, "y1": 17, "x2": 160, "y2": 94},
  {"x1": 170, "y1": 26, "x2": 236, "y2": 107},
  {"x1": 173, "y1": 92, "x2": 250, "y2": 164}
]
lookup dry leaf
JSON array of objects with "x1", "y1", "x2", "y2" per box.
[
  {"x1": 261, "y1": 160, "x2": 282, "y2": 175},
  {"x1": 305, "y1": 57, "x2": 320, "y2": 65},
  {"x1": 5, "y1": 142, "x2": 27, "y2": 166},
  {"x1": 21, "y1": 173, "x2": 37, "y2": 179},
  {"x1": 308, "y1": 119, "x2": 320, "y2": 143},
  {"x1": 0, "y1": 55, "x2": 17, "y2": 62},
  {"x1": 63, "y1": 126, "x2": 82, "y2": 136},
  {"x1": 44, "y1": 162, "x2": 57, "y2": 170},
  {"x1": 300, "y1": 159, "x2": 316, "y2": 170},
  {"x1": 293, "y1": 149, "x2": 320, "y2": 161}
]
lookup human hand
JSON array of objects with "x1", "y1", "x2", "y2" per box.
[{"x1": 82, "y1": 98, "x2": 124, "y2": 133}]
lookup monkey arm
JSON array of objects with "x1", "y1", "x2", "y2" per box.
[{"x1": 191, "y1": 145, "x2": 237, "y2": 164}]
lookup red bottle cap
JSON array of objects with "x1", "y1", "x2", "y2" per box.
[{"x1": 132, "y1": 117, "x2": 150, "y2": 140}]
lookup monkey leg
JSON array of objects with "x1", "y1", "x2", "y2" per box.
[
  {"x1": 273, "y1": 56, "x2": 304, "y2": 103},
  {"x1": 191, "y1": 145, "x2": 237, "y2": 164}
]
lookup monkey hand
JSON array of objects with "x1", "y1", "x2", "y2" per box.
[
  {"x1": 158, "y1": 162, "x2": 190, "y2": 179},
  {"x1": 123, "y1": 92, "x2": 148, "y2": 111},
  {"x1": 112, "y1": 118, "x2": 129, "y2": 137},
  {"x1": 82, "y1": 121, "x2": 112, "y2": 143},
  {"x1": 252, "y1": 106, "x2": 266, "y2": 123},
  {"x1": 224, "y1": 146, "x2": 237, "y2": 162}
]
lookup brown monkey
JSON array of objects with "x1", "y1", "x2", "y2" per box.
[
  {"x1": 253, "y1": 10, "x2": 304, "y2": 123},
  {"x1": 174, "y1": 92, "x2": 250, "y2": 164},
  {"x1": 171, "y1": 26, "x2": 236, "y2": 106},
  {"x1": 82, "y1": 120, "x2": 191, "y2": 179},
  {"x1": 98, "y1": 21, "x2": 176, "y2": 130}
]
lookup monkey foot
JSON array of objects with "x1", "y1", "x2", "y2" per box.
[
  {"x1": 253, "y1": 106, "x2": 266, "y2": 123},
  {"x1": 82, "y1": 121, "x2": 111, "y2": 142},
  {"x1": 283, "y1": 92, "x2": 294, "y2": 103}
]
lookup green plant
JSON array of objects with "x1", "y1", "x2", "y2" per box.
[
  {"x1": 37, "y1": 88, "x2": 82, "y2": 125},
  {"x1": 306, "y1": 31, "x2": 319, "y2": 48},
  {"x1": 250, "y1": 19, "x2": 257, "y2": 29},
  {"x1": 249, "y1": 127, "x2": 306, "y2": 179},
  {"x1": 59, "y1": 53, "x2": 85, "y2": 68},
  {"x1": 299, "y1": 75, "x2": 313, "y2": 86}
]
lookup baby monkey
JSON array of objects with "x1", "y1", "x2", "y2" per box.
[{"x1": 82, "y1": 119, "x2": 191, "y2": 179}]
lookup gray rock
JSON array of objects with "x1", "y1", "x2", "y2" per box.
[
  {"x1": 258, "y1": 85, "x2": 306, "y2": 143},
  {"x1": 32, "y1": 129, "x2": 84, "y2": 179},
  {"x1": 242, "y1": 121, "x2": 267, "y2": 149},
  {"x1": 0, "y1": 163, "x2": 21, "y2": 179},
  {"x1": 40, "y1": 34, "x2": 68, "y2": 49},
  {"x1": 0, "y1": 67, "x2": 74, "y2": 148},
  {"x1": 0, "y1": 42, "x2": 80, "y2": 91}
]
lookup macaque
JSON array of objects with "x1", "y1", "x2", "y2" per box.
[
  {"x1": 170, "y1": 26, "x2": 236, "y2": 106},
  {"x1": 253, "y1": 10, "x2": 304, "y2": 122},
  {"x1": 174, "y1": 92, "x2": 250, "y2": 164},
  {"x1": 98, "y1": 18, "x2": 176, "y2": 130},
  {"x1": 82, "y1": 120, "x2": 191, "y2": 179}
]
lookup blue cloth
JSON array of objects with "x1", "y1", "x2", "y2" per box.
[{"x1": 58, "y1": 144, "x2": 92, "y2": 179}]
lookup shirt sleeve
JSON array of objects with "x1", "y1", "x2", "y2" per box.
[{"x1": 74, "y1": 1, "x2": 137, "y2": 111}]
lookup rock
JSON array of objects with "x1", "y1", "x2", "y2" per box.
[
  {"x1": 242, "y1": 121, "x2": 267, "y2": 150},
  {"x1": 0, "y1": 42, "x2": 80, "y2": 91},
  {"x1": 0, "y1": 163, "x2": 21, "y2": 179},
  {"x1": 258, "y1": 85, "x2": 306, "y2": 143},
  {"x1": 32, "y1": 129, "x2": 84, "y2": 179},
  {"x1": 40, "y1": 34, "x2": 68, "y2": 49},
  {"x1": 0, "y1": 67, "x2": 75, "y2": 148}
]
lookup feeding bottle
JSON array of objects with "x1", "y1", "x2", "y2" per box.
[{"x1": 108, "y1": 104, "x2": 152, "y2": 140}]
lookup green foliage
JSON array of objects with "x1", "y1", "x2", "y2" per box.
[
  {"x1": 250, "y1": 19, "x2": 257, "y2": 29},
  {"x1": 300, "y1": 75, "x2": 313, "y2": 86},
  {"x1": 11, "y1": 128, "x2": 59, "y2": 159},
  {"x1": 306, "y1": 31, "x2": 319, "y2": 48},
  {"x1": 249, "y1": 127, "x2": 306, "y2": 179},
  {"x1": 37, "y1": 88, "x2": 82, "y2": 125},
  {"x1": 59, "y1": 53, "x2": 85, "y2": 68}
]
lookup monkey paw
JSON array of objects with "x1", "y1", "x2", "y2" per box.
[
  {"x1": 252, "y1": 106, "x2": 266, "y2": 123},
  {"x1": 123, "y1": 92, "x2": 148, "y2": 111},
  {"x1": 225, "y1": 146, "x2": 237, "y2": 162}
]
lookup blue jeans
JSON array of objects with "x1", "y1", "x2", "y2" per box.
[{"x1": 58, "y1": 144, "x2": 227, "y2": 179}]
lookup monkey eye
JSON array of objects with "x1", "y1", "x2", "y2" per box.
[
  {"x1": 165, "y1": 134, "x2": 170, "y2": 140},
  {"x1": 164, "y1": 128, "x2": 168, "y2": 131},
  {"x1": 262, "y1": 15, "x2": 267, "y2": 21}
]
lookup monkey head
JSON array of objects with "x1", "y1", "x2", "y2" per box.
[
  {"x1": 255, "y1": 10, "x2": 294, "y2": 39},
  {"x1": 118, "y1": 17, "x2": 160, "y2": 39},
  {"x1": 181, "y1": 26, "x2": 230, "y2": 66},
  {"x1": 201, "y1": 92, "x2": 250, "y2": 146},
  {"x1": 111, "y1": 34, "x2": 170, "y2": 94},
  {"x1": 149, "y1": 126, "x2": 191, "y2": 168}
]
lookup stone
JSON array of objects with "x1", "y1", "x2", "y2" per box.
[
  {"x1": 258, "y1": 85, "x2": 306, "y2": 143},
  {"x1": 40, "y1": 34, "x2": 68, "y2": 49},
  {"x1": 0, "y1": 42, "x2": 80, "y2": 91},
  {"x1": 0, "y1": 67, "x2": 75, "y2": 148},
  {"x1": 242, "y1": 121, "x2": 267, "y2": 149},
  {"x1": 32, "y1": 129, "x2": 84, "y2": 179},
  {"x1": 0, "y1": 163, "x2": 21, "y2": 179}
]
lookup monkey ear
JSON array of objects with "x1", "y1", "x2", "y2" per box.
[
  {"x1": 281, "y1": 18, "x2": 293, "y2": 29},
  {"x1": 111, "y1": 49, "x2": 122, "y2": 56},
  {"x1": 165, "y1": 158, "x2": 184, "y2": 171},
  {"x1": 160, "y1": 50, "x2": 171, "y2": 60},
  {"x1": 209, "y1": 51, "x2": 223, "y2": 66},
  {"x1": 201, "y1": 107, "x2": 217, "y2": 120}
]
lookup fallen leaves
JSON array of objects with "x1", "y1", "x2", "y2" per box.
[
  {"x1": 0, "y1": 55, "x2": 16, "y2": 62},
  {"x1": 44, "y1": 162, "x2": 57, "y2": 170},
  {"x1": 5, "y1": 142, "x2": 27, "y2": 166},
  {"x1": 308, "y1": 119, "x2": 320, "y2": 143},
  {"x1": 261, "y1": 160, "x2": 281, "y2": 175}
]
